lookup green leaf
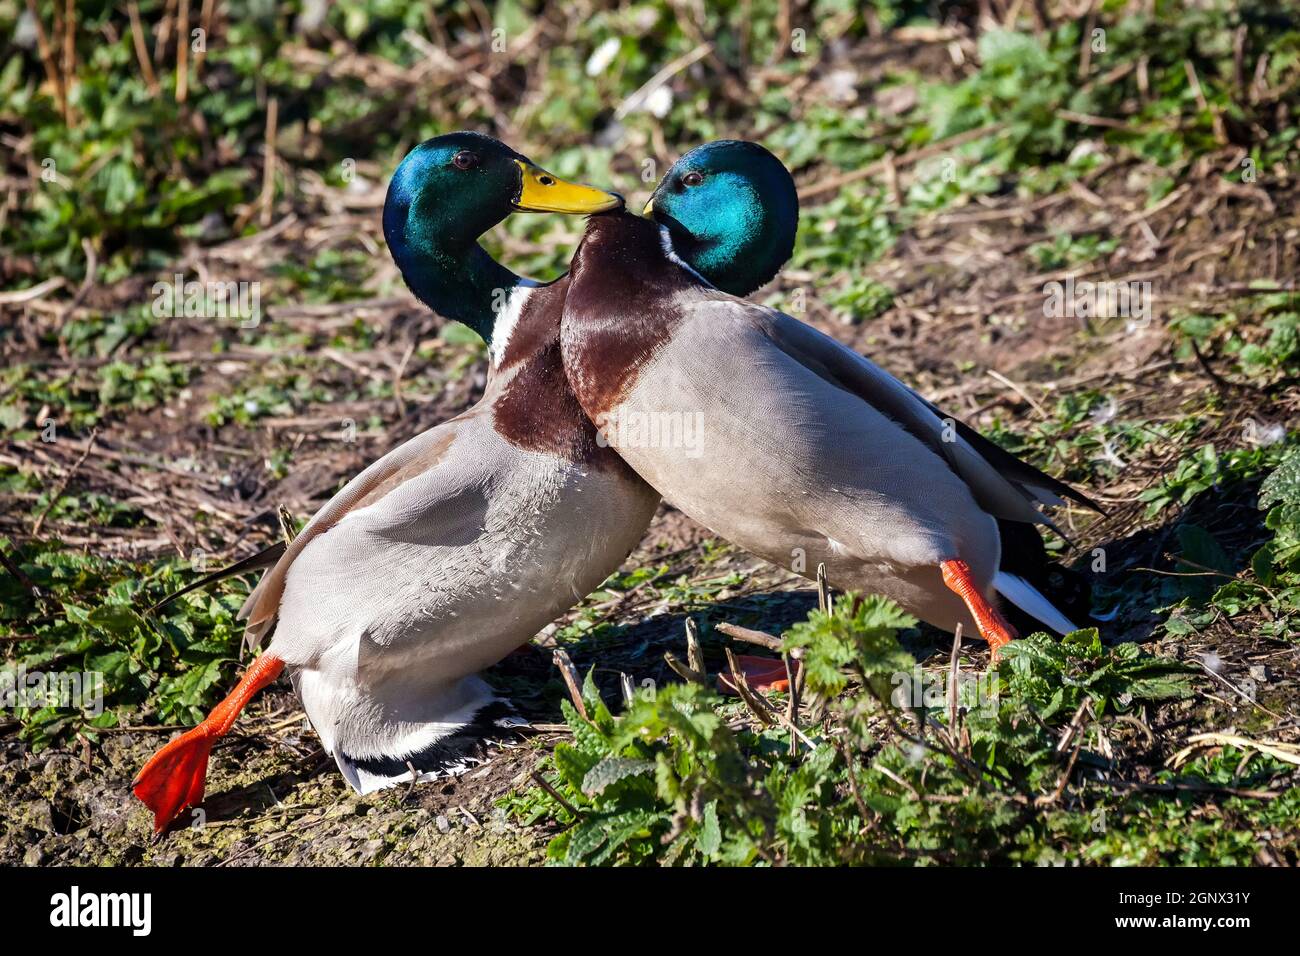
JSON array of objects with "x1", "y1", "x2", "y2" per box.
[
  {"x1": 562, "y1": 699, "x2": 610, "y2": 756},
  {"x1": 582, "y1": 756, "x2": 654, "y2": 796},
  {"x1": 699, "y1": 801, "x2": 722, "y2": 857},
  {"x1": 581, "y1": 666, "x2": 615, "y2": 732},
  {"x1": 1260, "y1": 447, "x2": 1300, "y2": 535},
  {"x1": 87, "y1": 604, "x2": 142, "y2": 634},
  {"x1": 551, "y1": 743, "x2": 598, "y2": 797}
]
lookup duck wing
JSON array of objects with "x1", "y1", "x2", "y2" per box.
[
  {"x1": 913, "y1": 395, "x2": 1104, "y2": 514},
  {"x1": 238, "y1": 419, "x2": 463, "y2": 649},
  {"x1": 730, "y1": 297, "x2": 1097, "y2": 533}
]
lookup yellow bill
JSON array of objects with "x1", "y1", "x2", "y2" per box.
[
  {"x1": 514, "y1": 161, "x2": 622, "y2": 214},
  {"x1": 642, "y1": 197, "x2": 655, "y2": 216}
]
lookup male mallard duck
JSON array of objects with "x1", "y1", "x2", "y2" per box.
[
  {"x1": 132, "y1": 134, "x2": 655, "y2": 832},
  {"x1": 133, "y1": 134, "x2": 804, "y2": 833},
  {"x1": 559, "y1": 140, "x2": 1099, "y2": 659}
]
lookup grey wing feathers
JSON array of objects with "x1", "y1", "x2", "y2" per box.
[
  {"x1": 734, "y1": 299, "x2": 1094, "y2": 532},
  {"x1": 918, "y1": 401, "x2": 1105, "y2": 515},
  {"x1": 237, "y1": 421, "x2": 460, "y2": 650}
]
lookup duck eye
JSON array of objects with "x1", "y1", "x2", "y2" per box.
[
  {"x1": 452, "y1": 150, "x2": 479, "y2": 170},
  {"x1": 681, "y1": 171, "x2": 704, "y2": 187}
]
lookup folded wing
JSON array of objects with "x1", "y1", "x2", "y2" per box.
[
  {"x1": 723, "y1": 297, "x2": 1099, "y2": 534},
  {"x1": 238, "y1": 421, "x2": 461, "y2": 648}
]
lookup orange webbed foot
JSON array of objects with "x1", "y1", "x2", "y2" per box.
[
  {"x1": 132, "y1": 653, "x2": 284, "y2": 834},
  {"x1": 718, "y1": 654, "x2": 797, "y2": 695},
  {"x1": 132, "y1": 725, "x2": 216, "y2": 833}
]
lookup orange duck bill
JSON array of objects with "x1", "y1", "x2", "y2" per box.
[{"x1": 132, "y1": 653, "x2": 284, "y2": 833}]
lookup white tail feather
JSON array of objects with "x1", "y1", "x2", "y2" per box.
[{"x1": 993, "y1": 571, "x2": 1079, "y2": 636}]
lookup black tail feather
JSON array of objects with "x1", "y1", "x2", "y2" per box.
[
  {"x1": 996, "y1": 520, "x2": 1094, "y2": 636},
  {"x1": 148, "y1": 541, "x2": 286, "y2": 614},
  {"x1": 337, "y1": 700, "x2": 523, "y2": 787}
]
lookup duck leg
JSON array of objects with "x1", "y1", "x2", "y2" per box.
[
  {"x1": 132, "y1": 653, "x2": 284, "y2": 833},
  {"x1": 720, "y1": 655, "x2": 796, "y2": 694},
  {"x1": 940, "y1": 559, "x2": 1018, "y2": 660}
]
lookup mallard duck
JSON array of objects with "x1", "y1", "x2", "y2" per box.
[
  {"x1": 132, "y1": 134, "x2": 654, "y2": 832},
  {"x1": 560, "y1": 140, "x2": 1099, "y2": 659},
  {"x1": 132, "y1": 134, "x2": 804, "y2": 833}
]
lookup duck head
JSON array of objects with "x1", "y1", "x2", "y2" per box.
[
  {"x1": 384, "y1": 132, "x2": 621, "y2": 341},
  {"x1": 643, "y1": 140, "x2": 798, "y2": 297}
]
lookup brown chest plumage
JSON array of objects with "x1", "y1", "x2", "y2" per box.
[
  {"x1": 559, "y1": 211, "x2": 692, "y2": 418},
  {"x1": 489, "y1": 277, "x2": 631, "y2": 473}
]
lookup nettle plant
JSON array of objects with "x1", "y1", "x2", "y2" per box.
[
  {"x1": 0, "y1": 538, "x2": 253, "y2": 751},
  {"x1": 1260, "y1": 447, "x2": 1300, "y2": 572},
  {"x1": 506, "y1": 595, "x2": 1194, "y2": 866}
]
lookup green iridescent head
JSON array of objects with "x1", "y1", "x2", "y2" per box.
[
  {"x1": 644, "y1": 140, "x2": 798, "y2": 296},
  {"x1": 383, "y1": 132, "x2": 621, "y2": 338}
]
